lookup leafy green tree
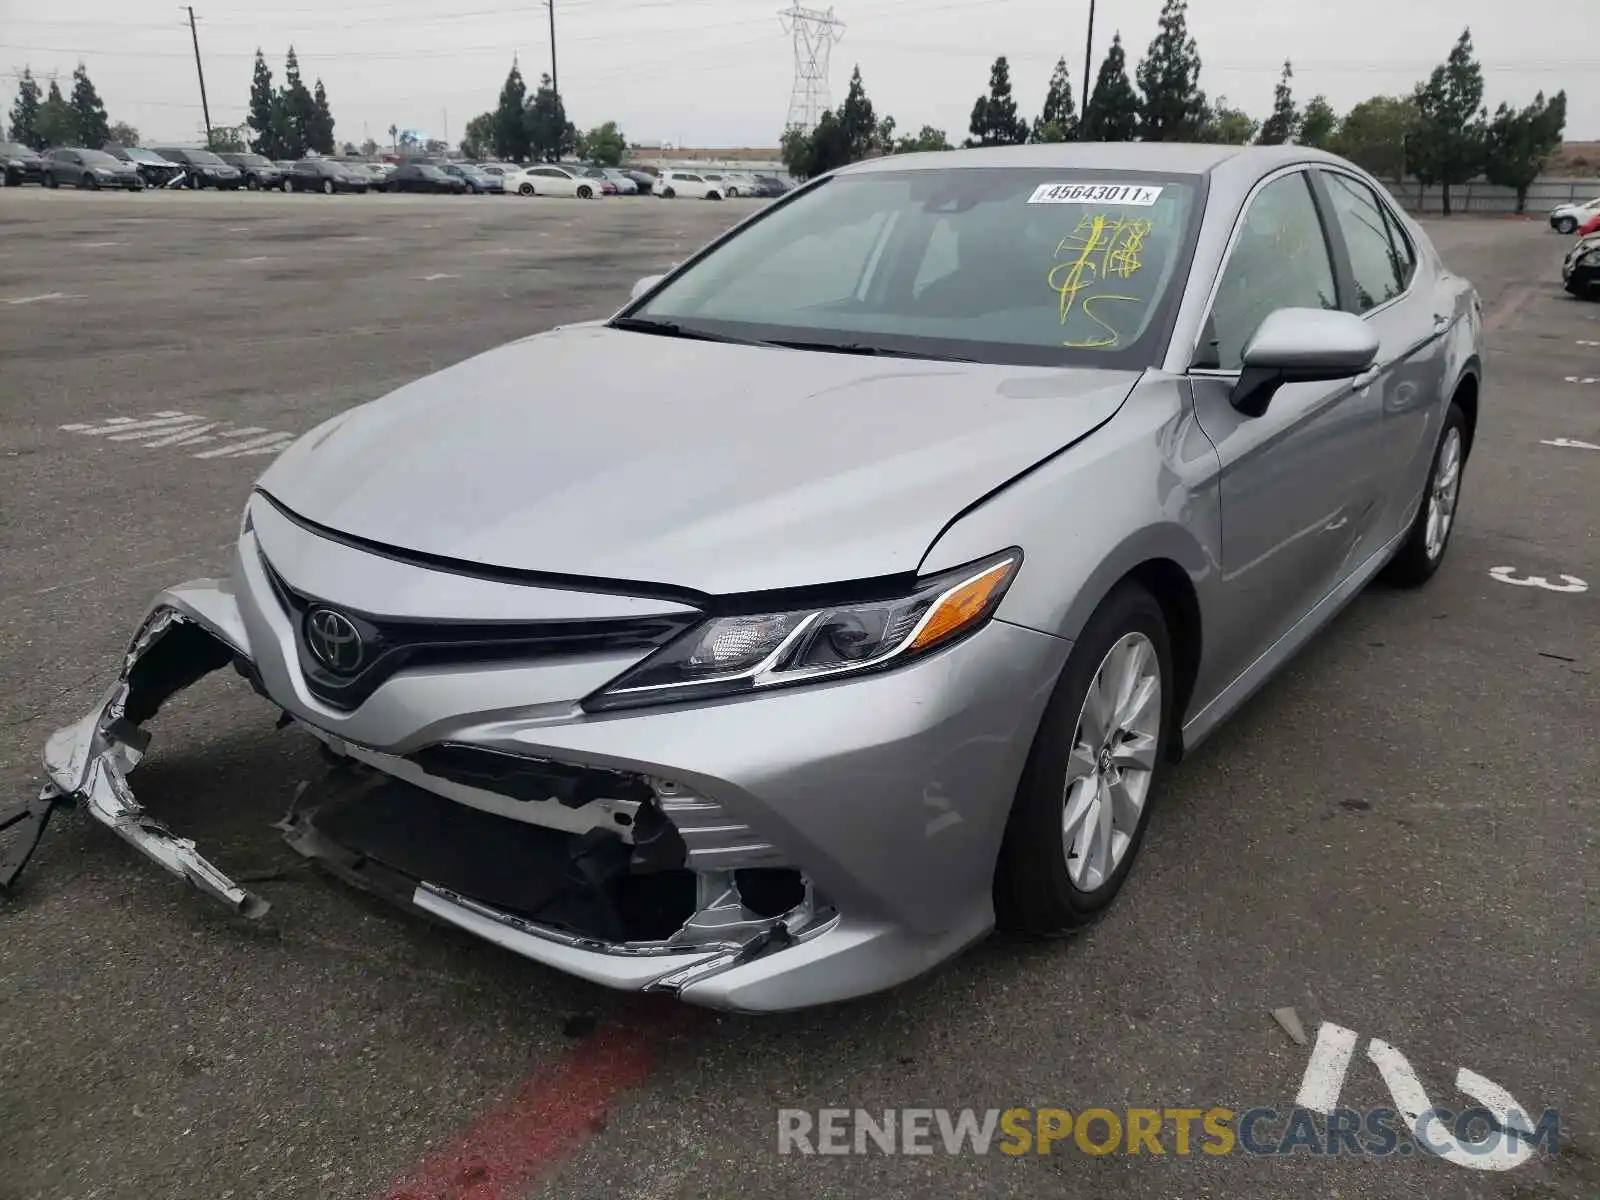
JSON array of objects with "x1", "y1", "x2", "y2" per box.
[
  {"x1": 893, "y1": 125, "x2": 952, "y2": 153},
  {"x1": 1299, "y1": 95, "x2": 1337, "y2": 148},
  {"x1": 492, "y1": 59, "x2": 530, "y2": 161},
  {"x1": 36, "y1": 80, "x2": 75, "y2": 148},
  {"x1": 966, "y1": 56, "x2": 1029, "y2": 146},
  {"x1": 207, "y1": 124, "x2": 247, "y2": 153},
  {"x1": 1032, "y1": 57, "x2": 1077, "y2": 142},
  {"x1": 874, "y1": 115, "x2": 897, "y2": 155},
  {"x1": 308, "y1": 78, "x2": 335, "y2": 154},
  {"x1": 1257, "y1": 61, "x2": 1298, "y2": 145},
  {"x1": 108, "y1": 120, "x2": 139, "y2": 146},
  {"x1": 582, "y1": 120, "x2": 627, "y2": 165},
  {"x1": 1482, "y1": 91, "x2": 1567, "y2": 213},
  {"x1": 1409, "y1": 28, "x2": 1486, "y2": 215},
  {"x1": 1332, "y1": 95, "x2": 1417, "y2": 179},
  {"x1": 524, "y1": 73, "x2": 575, "y2": 162},
  {"x1": 67, "y1": 63, "x2": 110, "y2": 147},
  {"x1": 277, "y1": 46, "x2": 315, "y2": 159},
  {"x1": 838, "y1": 66, "x2": 878, "y2": 160},
  {"x1": 9, "y1": 67, "x2": 43, "y2": 149},
  {"x1": 1081, "y1": 33, "x2": 1139, "y2": 141},
  {"x1": 1136, "y1": 0, "x2": 1206, "y2": 141},
  {"x1": 246, "y1": 50, "x2": 277, "y2": 157},
  {"x1": 1197, "y1": 97, "x2": 1258, "y2": 144},
  {"x1": 461, "y1": 112, "x2": 494, "y2": 159}
]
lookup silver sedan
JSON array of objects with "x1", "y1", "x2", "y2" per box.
[{"x1": 32, "y1": 143, "x2": 1482, "y2": 1012}]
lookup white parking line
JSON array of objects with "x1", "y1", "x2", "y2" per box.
[
  {"x1": 419, "y1": 273, "x2": 461, "y2": 281},
  {"x1": 1563, "y1": 375, "x2": 1600, "y2": 384},
  {"x1": 1489, "y1": 566, "x2": 1589, "y2": 592},
  {"x1": 81, "y1": 241, "x2": 122, "y2": 248},
  {"x1": 3, "y1": 292, "x2": 85, "y2": 306},
  {"x1": 1540, "y1": 437, "x2": 1600, "y2": 450},
  {"x1": 60, "y1": 411, "x2": 298, "y2": 460}
]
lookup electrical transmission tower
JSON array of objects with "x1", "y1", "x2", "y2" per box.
[{"x1": 779, "y1": 4, "x2": 844, "y2": 133}]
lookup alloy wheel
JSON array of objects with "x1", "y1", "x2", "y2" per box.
[
  {"x1": 1425, "y1": 426, "x2": 1462, "y2": 560},
  {"x1": 1061, "y1": 632, "x2": 1162, "y2": 892}
]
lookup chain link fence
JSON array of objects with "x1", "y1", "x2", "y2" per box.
[{"x1": 1375, "y1": 177, "x2": 1600, "y2": 216}]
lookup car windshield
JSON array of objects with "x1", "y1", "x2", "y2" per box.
[
  {"x1": 418, "y1": 166, "x2": 446, "y2": 179},
  {"x1": 126, "y1": 148, "x2": 168, "y2": 163},
  {"x1": 185, "y1": 149, "x2": 225, "y2": 165},
  {"x1": 2, "y1": 142, "x2": 41, "y2": 160},
  {"x1": 236, "y1": 154, "x2": 271, "y2": 167},
  {"x1": 628, "y1": 167, "x2": 1203, "y2": 368},
  {"x1": 79, "y1": 150, "x2": 119, "y2": 166}
]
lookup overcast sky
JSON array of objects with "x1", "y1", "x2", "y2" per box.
[{"x1": 3, "y1": 0, "x2": 1591, "y2": 149}]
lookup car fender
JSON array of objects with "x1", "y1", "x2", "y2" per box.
[{"x1": 918, "y1": 374, "x2": 1221, "y2": 650}]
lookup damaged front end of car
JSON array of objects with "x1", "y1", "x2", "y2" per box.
[{"x1": 10, "y1": 579, "x2": 839, "y2": 1006}]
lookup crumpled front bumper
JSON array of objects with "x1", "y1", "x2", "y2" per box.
[{"x1": 31, "y1": 538, "x2": 1068, "y2": 1011}]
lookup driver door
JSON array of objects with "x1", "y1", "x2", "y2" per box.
[{"x1": 1188, "y1": 167, "x2": 1385, "y2": 694}]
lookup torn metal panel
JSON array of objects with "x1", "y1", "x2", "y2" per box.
[{"x1": 34, "y1": 600, "x2": 270, "y2": 918}]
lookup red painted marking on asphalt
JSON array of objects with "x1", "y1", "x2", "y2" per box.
[
  {"x1": 1482, "y1": 285, "x2": 1534, "y2": 336},
  {"x1": 380, "y1": 1003, "x2": 697, "y2": 1200}
]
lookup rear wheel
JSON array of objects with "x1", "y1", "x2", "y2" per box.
[
  {"x1": 322, "y1": 179, "x2": 334, "y2": 195},
  {"x1": 246, "y1": 175, "x2": 259, "y2": 190},
  {"x1": 661, "y1": 186, "x2": 675, "y2": 199},
  {"x1": 519, "y1": 182, "x2": 535, "y2": 196},
  {"x1": 995, "y1": 582, "x2": 1173, "y2": 935},
  {"x1": 1382, "y1": 402, "x2": 1468, "y2": 587},
  {"x1": 707, "y1": 189, "x2": 723, "y2": 201},
  {"x1": 576, "y1": 184, "x2": 593, "y2": 199}
]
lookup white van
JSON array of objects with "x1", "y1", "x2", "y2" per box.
[{"x1": 656, "y1": 169, "x2": 724, "y2": 201}]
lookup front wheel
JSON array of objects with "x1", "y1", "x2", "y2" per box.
[
  {"x1": 995, "y1": 582, "x2": 1172, "y2": 935},
  {"x1": 1555, "y1": 216, "x2": 1578, "y2": 234},
  {"x1": 576, "y1": 184, "x2": 593, "y2": 199},
  {"x1": 1381, "y1": 402, "x2": 1468, "y2": 587},
  {"x1": 660, "y1": 187, "x2": 675, "y2": 199},
  {"x1": 322, "y1": 179, "x2": 334, "y2": 195},
  {"x1": 246, "y1": 176, "x2": 259, "y2": 190}
]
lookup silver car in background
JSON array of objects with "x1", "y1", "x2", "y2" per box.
[{"x1": 33, "y1": 144, "x2": 1482, "y2": 1012}]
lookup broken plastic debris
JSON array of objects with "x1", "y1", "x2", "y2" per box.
[{"x1": 1272, "y1": 1006, "x2": 1308, "y2": 1046}]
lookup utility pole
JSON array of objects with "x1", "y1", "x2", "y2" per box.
[
  {"x1": 546, "y1": 0, "x2": 558, "y2": 101},
  {"x1": 1079, "y1": 0, "x2": 1095, "y2": 140},
  {"x1": 184, "y1": 6, "x2": 213, "y2": 145}
]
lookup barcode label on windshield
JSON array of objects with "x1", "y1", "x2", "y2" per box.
[{"x1": 1027, "y1": 182, "x2": 1163, "y2": 206}]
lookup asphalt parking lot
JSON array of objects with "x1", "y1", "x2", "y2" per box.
[{"x1": 0, "y1": 190, "x2": 1595, "y2": 1200}]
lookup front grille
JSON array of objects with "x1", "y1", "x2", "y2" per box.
[{"x1": 260, "y1": 553, "x2": 697, "y2": 711}]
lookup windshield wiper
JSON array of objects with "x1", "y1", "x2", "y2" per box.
[
  {"x1": 607, "y1": 316, "x2": 764, "y2": 346},
  {"x1": 764, "y1": 338, "x2": 979, "y2": 363}
]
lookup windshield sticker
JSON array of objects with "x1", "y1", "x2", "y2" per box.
[
  {"x1": 1047, "y1": 212, "x2": 1156, "y2": 348},
  {"x1": 1028, "y1": 182, "x2": 1163, "y2": 206}
]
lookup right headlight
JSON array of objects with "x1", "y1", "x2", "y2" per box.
[{"x1": 583, "y1": 550, "x2": 1022, "y2": 711}]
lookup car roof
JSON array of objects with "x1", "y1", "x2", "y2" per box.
[{"x1": 836, "y1": 141, "x2": 1341, "y2": 177}]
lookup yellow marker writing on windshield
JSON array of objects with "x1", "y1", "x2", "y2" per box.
[{"x1": 1047, "y1": 213, "x2": 1155, "y2": 346}]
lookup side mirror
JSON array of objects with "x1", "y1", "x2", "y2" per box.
[
  {"x1": 630, "y1": 274, "x2": 665, "y2": 302},
  {"x1": 1230, "y1": 308, "x2": 1379, "y2": 418}
]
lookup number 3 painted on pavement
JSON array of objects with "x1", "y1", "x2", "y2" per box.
[{"x1": 1489, "y1": 567, "x2": 1589, "y2": 593}]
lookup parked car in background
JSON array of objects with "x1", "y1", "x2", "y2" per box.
[
  {"x1": 1549, "y1": 196, "x2": 1600, "y2": 234},
  {"x1": 622, "y1": 169, "x2": 654, "y2": 194},
  {"x1": 751, "y1": 174, "x2": 789, "y2": 198},
  {"x1": 102, "y1": 144, "x2": 183, "y2": 188},
  {"x1": 286, "y1": 159, "x2": 369, "y2": 194},
  {"x1": 656, "y1": 169, "x2": 724, "y2": 200},
  {"x1": 718, "y1": 170, "x2": 761, "y2": 197},
  {"x1": 439, "y1": 162, "x2": 504, "y2": 194},
  {"x1": 44, "y1": 147, "x2": 144, "y2": 190},
  {"x1": 385, "y1": 162, "x2": 466, "y2": 194},
  {"x1": 218, "y1": 152, "x2": 288, "y2": 191},
  {"x1": 353, "y1": 162, "x2": 394, "y2": 191},
  {"x1": 506, "y1": 164, "x2": 603, "y2": 198},
  {"x1": 0, "y1": 141, "x2": 47, "y2": 186},
  {"x1": 1562, "y1": 231, "x2": 1600, "y2": 299},
  {"x1": 592, "y1": 167, "x2": 639, "y2": 195},
  {"x1": 1577, "y1": 209, "x2": 1600, "y2": 239},
  {"x1": 149, "y1": 147, "x2": 243, "y2": 189}
]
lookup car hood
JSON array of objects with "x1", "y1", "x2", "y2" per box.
[{"x1": 258, "y1": 325, "x2": 1141, "y2": 595}]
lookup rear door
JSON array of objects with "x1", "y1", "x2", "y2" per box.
[
  {"x1": 1187, "y1": 166, "x2": 1386, "y2": 692},
  {"x1": 1312, "y1": 168, "x2": 1454, "y2": 552}
]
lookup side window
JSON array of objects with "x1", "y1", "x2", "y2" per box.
[
  {"x1": 681, "y1": 173, "x2": 703, "y2": 182},
  {"x1": 1323, "y1": 172, "x2": 1407, "y2": 312},
  {"x1": 1200, "y1": 171, "x2": 1339, "y2": 371},
  {"x1": 1379, "y1": 202, "x2": 1417, "y2": 288}
]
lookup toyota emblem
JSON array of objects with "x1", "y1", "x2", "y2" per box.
[{"x1": 305, "y1": 607, "x2": 365, "y2": 674}]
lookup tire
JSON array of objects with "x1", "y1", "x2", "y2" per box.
[
  {"x1": 322, "y1": 179, "x2": 334, "y2": 195},
  {"x1": 576, "y1": 184, "x2": 593, "y2": 199},
  {"x1": 995, "y1": 581, "x2": 1174, "y2": 935},
  {"x1": 727, "y1": 187, "x2": 740, "y2": 198},
  {"x1": 86, "y1": 175, "x2": 100, "y2": 190},
  {"x1": 707, "y1": 190, "x2": 723, "y2": 201},
  {"x1": 1381, "y1": 402, "x2": 1468, "y2": 587},
  {"x1": 519, "y1": 182, "x2": 535, "y2": 197},
  {"x1": 45, "y1": 173, "x2": 58, "y2": 189},
  {"x1": 1555, "y1": 216, "x2": 1578, "y2": 234},
  {"x1": 246, "y1": 175, "x2": 259, "y2": 190},
  {"x1": 280, "y1": 178, "x2": 292, "y2": 193},
  {"x1": 661, "y1": 187, "x2": 675, "y2": 199}
]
